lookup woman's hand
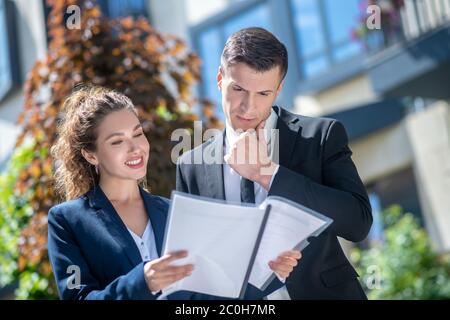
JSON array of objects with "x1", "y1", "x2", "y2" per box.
[
  {"x1": 144, "y1": 250, "x2": 194, "y2": 293},
  {"x1": 269, "y1": 250, "x2": 302, "y2": 279}
]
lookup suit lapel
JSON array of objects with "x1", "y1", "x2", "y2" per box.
[
  {"x1": 274, "y1": 106, "x2": 301, "y2": 168},
  {"x1": 87, "y1": 186, "x2": 143, "y2": 267},
  {"x1": 140, "y1": 187, "x2": 167, "y2": 257},
  {"x1": 202, "y1": 132, "x2": 226, "y2": 200}
]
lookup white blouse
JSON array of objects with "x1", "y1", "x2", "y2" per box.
[
  {"x1": 127, "y1": 220, "x2": 159, "y2": 263},
  {"x1": 127, "y1": 220, "x2": 167, "y2": 298}
]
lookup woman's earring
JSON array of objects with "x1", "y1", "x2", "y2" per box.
[{"x1": 95, "y1": 165, "x2": 99, "y2": 175}]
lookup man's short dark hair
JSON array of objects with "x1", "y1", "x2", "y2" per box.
[{"x1": 220, "y1": 27, "x2": 288, "y2": 81}]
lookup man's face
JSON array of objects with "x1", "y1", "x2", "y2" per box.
[{"x1": 217, "y1": 63, "x2": 283, "y2": 131}]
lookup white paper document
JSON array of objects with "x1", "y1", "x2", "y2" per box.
[
  {"x1": 159, "y1": 192, "x2": 332, "y2": 299},
  {"x1": 249, "y1": 196, "x2": 332, "y2": 289}
]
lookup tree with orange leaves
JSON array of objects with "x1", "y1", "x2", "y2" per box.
[{"x1": 0, "y1": 0, "x2": 220, "y2": 299}]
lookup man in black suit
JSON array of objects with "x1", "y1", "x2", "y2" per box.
[{"x1": 176, "y1": 27, "x2": 372, "y2": 299}]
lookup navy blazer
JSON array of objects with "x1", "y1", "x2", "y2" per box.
[{"x1": 47, "y1": 185, "x2": 193, "y2": 300}]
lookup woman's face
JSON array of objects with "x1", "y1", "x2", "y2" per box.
[{"x1": 88, "y1": 109, "x2": 150, "y2": 182}]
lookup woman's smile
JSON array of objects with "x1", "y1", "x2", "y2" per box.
[{"x1": 124, "y1": 156, "x2": 145, "y2": 169}]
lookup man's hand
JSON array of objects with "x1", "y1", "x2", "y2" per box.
[
  {"x1": 143, "y1": 250, "x2": 194, "y2": 293},
  {"x1": 224, "y1": 121, "x2": 277, "y2": 190},
  {"x1": 268, "y1": 250, "x2": 302, "y2": 279}
]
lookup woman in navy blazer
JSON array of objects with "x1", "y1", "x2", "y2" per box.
[{"x1": 48, "y1": 86, "x2": 193, "y2": 300}]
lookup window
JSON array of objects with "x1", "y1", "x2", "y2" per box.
[
  {"x1": 222, "y1": 4, "x2": 271, "y2": 38},
  {"x1": 193, "y1": 2, "x2": 273, "y2": 118},
  {"x1": 98, "y1": 0, "x2": 148, "y2": 18},
  {"x1": 367, "y1": 193, "x2": 384, "y2": 243},
  {"x1": 43, "y1": 0, "x2": 150, "y2": 48},
  {"x1": 290, "y1": 0, "x2": 328, "y2": 77},
  {"x1": 0, "y1": 0, "x2": 16, "y2": 101},
  {"x1": 290, "y1": 0, "x2": 364, "y2": 78},
  {"x1": 197, "y1": 28, "x2": 223, "y2": 117},
  {"x1": 324, "y1": 0, "x2": 364, "y2": 61}
]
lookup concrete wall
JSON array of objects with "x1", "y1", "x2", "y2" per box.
[
  {"x1": 149, "y1": 0, "x2": 247, "y2": 38},
  {"x1": 293, "y1": 75, "x2": 378, "y2": 117},
  {"x1": 184, "y1": 0, "x2": 229, "y2": 25},
  {"x1": 405, "y1": 101, "x2": 450, "y2": 252},
  {"x1": 350, "y1": 123, "x2": 414, "y2": 184},
  {"x1": 147, "y1": 0, "x2": 190, "y2": 40}
]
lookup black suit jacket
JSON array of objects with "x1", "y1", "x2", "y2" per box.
[{"x1": 176, "y1": 106, "x2": 372, "y2": 299}]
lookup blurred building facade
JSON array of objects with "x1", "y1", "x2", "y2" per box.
[
  {"x1": 159, "y1": 0, "x2": 450, "y2": 254},
  {"x1": 1, "y1": 0, "x2": 449, "y2": 253}
]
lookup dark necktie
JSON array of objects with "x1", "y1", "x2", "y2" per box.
[{"x1": 240, "y1": 177, "x2": 255, "y2": 204}]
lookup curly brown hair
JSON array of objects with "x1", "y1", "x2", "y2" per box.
[{"x1": 51, "y1": 85, "x2": 145, "y2": 201}]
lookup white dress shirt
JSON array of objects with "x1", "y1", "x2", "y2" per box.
[
  {"x1": 127, "y1": 220, "x2": 166, "y2": 298},
  {"x1": 223, "y1": 109, "x2": 279, "y2": 205},
  {"x1": 223, "y1": 109, "x2": 291, "y2": 300}
]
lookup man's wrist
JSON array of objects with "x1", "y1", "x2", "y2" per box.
[
  {"x1": 275, "y1": 273, "x2": 286, "y2": 283},
  {"x1": 255, "y1": 162, "x2": 279, "y2": 190},
  {"x1": 268, "y1": 164, "x2": 280, "y2": 189}
]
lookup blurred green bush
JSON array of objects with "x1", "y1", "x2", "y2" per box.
[
  {"x1": 351, "y1": 205, "x2": 450, "y2": 299},
  {"x1": 0, "y1": 140, "x2": 58, "y2": 299}
]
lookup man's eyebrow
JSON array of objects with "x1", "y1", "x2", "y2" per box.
[
  {"x1": 231, "y1": 82, "x2": 273, "y2": 94},
  {"x1": 231, "y1": 82, "x2": 245, "y2": 90},
  {"x1": 104, "y1": 124, "x2": 142, "y2": 141}
]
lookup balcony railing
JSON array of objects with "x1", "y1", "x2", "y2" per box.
[{"x1": 361, "y1": 0, "x2": 450, "y2": 53}]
